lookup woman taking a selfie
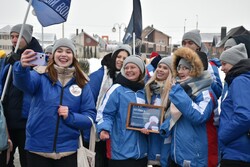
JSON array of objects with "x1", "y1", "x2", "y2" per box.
[{"x1": 13, "y1": 38, "x2": 96, "y2": 167}]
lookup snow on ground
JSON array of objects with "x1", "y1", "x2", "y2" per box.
[{"x1": 87, "y1": 58, "x2": 102, "y2": 74}]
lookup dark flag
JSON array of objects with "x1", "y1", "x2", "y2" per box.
[
  {"x1": 122, "y1": 0, "x2": 142, "y2": 54},
  {"x1": 27, "y1": 0, "x2": 71, "y2": 27}
]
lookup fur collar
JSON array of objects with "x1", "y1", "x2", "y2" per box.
[{"x1": 172, "y1": 47, "x2": 204, "y2": 78}]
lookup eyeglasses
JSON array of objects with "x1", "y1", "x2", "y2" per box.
[
  {"x1": 182, "y1": 40, "x2": 195, "y2": 46},
  {"x1": 177, "y1": 65, "x2": 190, "y2": 71}
]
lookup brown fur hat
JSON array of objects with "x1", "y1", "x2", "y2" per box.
[{"x1": 172, "y1": 47, "x2": 204, "y2": 78}]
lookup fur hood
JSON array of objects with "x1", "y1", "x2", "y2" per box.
[{"x1": 172, "y1": 47, "x2": 204, "y2": 78}]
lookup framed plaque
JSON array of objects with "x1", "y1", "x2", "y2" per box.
[{"x1": 126, "y1": 103, "x2": 164, "y2": 133}]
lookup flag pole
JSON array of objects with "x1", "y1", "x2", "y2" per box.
[
  {"x1": 1, "y1": 0, "x2": 33, "y2": 102},
  {"x1": 133, "y1": 32, "x2": 135, "y2": 55}
]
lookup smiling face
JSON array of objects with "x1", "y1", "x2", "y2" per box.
[
  {"x1": 124, "y1": 63, "x2": 141, "y2": 81},
  {"x1": 177, "y1": 65, "x2": 191, "y2": 80},
  {"x1": 115, "y1": 50, "x2": 129, "y2": 70},
  {"x1": 54, "y1": 46, "x2": 74, "y2": 68},
  {"x1": 155, "y1": 63, "x2": 170, "y2": 81}
]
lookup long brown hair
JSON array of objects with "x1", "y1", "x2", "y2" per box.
[{"x1": 46, "y1": 57, "x2": 88, "y2": 88}]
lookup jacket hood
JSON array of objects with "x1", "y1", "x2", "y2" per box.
[
  {"x1": 232, "y1": 34, "x2": 250, "y2": 58},
  {"x1": 172, "y1": 47, "x2": 204, "y2": 78}
]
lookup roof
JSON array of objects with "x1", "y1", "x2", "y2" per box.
[
  {"x1": 0, "y1": 25, "x2": 11, "y2": 34},
  {"x1": 84, "y1": 32, "x2": 99, "y2": 43},
  {"x1": 200, "y1": 33, "x2": 220, "y2": 43},
  {"x1": 71, "y1": 31, "x2": 99, "y2": 43},
  {"x1": 0, "y1": 25, "x2": 57, "y2": 42},
  {"x1": 142, "y1": 25, "x2": 171, "y2": 39},
  {"x1": 216, "y1": 26, "x2": 250, "y2": 47},
  {"x1": 33, "y1": 32, "x2": 57, "y2": 42}
]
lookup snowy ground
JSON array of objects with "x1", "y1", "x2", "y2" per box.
[{"x1": 88, "y1": 58, "x2": 102, "y2": 74}]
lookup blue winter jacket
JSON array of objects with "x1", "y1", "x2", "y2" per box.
[
  {"x1": 209, "y1": 58, "x2": 222, "y2": 99},
  {"x1": 160, "y1": 84, "x2": 218, "y2": 167},
  {"x1": 147, "y1": 94, "x2": 171, "y2": 167},
  {"x1": 219, "y1": 72, "x2": 250, "y2": 163},
  {"x1": 96, "y1": 84, "x2": 148, "y2": 160},
  {"x1": 89, "y1": 66, "x2": 105, "y2": 104},
  {"x1": 13, "y1": 62, "x2": 96, "y2": 153}
]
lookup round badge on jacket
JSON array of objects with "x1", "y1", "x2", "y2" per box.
[{"x1": 69, "y1": 85, "x2": 82, "y2": 96}]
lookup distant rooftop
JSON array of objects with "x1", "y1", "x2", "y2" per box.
[
  {"x1": 200, "y1": 33, "x2": 220, "y2": 43},
  {"x1": 33, "y1": 32, "x2": 57, "y2": 42},
  {"x1": 0, "y1": 25, "x2": 11, "y2": 33}
]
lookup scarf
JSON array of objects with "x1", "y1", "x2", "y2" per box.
[
  {"x1": 115, "y1": 73, "x2": 144, "y2": 92},
  {"x1": 54, "y1": 64, "x2": 75, "y2": 87},
  {"x1": 96, "y1": 66, "x2": 114, "y2": 109},
  {"x1": 169, "y1": 71, "x2": 212, "y2": 130},
  {"x1": 225, "y1": 59, "x2": 250, "y2": 86},
  {"x1": 178, "y1": 71, "x2": 213, "y2": 100}
]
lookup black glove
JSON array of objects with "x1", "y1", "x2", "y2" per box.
[
  {"x1": 151, "y1": 55, "x2": 162, "y2": 69},
  {"x1": 6, "y1": 53, "x2": 20, "y2": 65},
  {"x1": 150, "y1": 82, "x2": 162, "y2": 95}
]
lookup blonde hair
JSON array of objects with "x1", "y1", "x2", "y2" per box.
[{"x1": 145, "y1": 67, "x2": 173, "y2": 108}]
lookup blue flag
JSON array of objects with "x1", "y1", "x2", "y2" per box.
[
  {"x1": 29, "y1": 0, "x2": 71, "y2": 27},
  {"x1": 122, "y1": 0, "x2": 142, "y2": 45}
]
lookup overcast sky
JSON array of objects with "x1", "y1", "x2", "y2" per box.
[{"x1": 1, "y1": 0, "x2": 250, "y2": 44}]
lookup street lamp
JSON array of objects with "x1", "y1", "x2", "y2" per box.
[
  {"x1": 196, "y1": 14, "x2": 199, "y2": 29},
  {"x1": 184, "y1": 19, "x2": 187, "y2": 34},
  {"x1": 112, "y1": 23, "x2": 127, "y2": 43}
]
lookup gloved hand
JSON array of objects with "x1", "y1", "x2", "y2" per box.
[
  {"x1": 150, "y1": 82, "x2": 162, "y2": 94},
  {"x1": 7, "y1": 52, "x2": 21, "y2": 65},
  {"x1": 150, "y1": 54, "x2": 162, "y2": 69},
  {"x1": 6, "y1": 53, "x2": 20, "y2": 65},
  {"x1": 160, "y1": 116, "x2": 172, "y2": 138}
]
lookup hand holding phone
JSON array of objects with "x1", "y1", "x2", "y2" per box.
[{"x1": 29, "y1": 53, "x2": 47, "y2": 66}]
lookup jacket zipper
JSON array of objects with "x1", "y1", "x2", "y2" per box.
[{"x1": 52, "y1": 87, "x2": 64, "y2": 152}]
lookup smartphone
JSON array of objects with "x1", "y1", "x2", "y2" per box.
[{"x1": 29, "y1": 53, "x2": 47, "y2": 66}]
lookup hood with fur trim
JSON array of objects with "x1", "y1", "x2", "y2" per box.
[{"x1": 172, "y1": 47, "x2": 204, "y2": 78}]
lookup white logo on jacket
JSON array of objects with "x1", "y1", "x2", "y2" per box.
[{"x1": 69, "y1": 85, "x2": 82, "y2": 96}]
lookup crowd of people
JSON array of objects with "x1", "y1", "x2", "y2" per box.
[{"x1": 0, "y1": 23, "x2": 249, "y2": 167}]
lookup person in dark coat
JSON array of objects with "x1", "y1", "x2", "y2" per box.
[
  {"x1": 0, "y1": 23, "x2": 43, "y2": 167},
  {"x1": 224, "y1": 34, "x2": 250, "y2": 57}
]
